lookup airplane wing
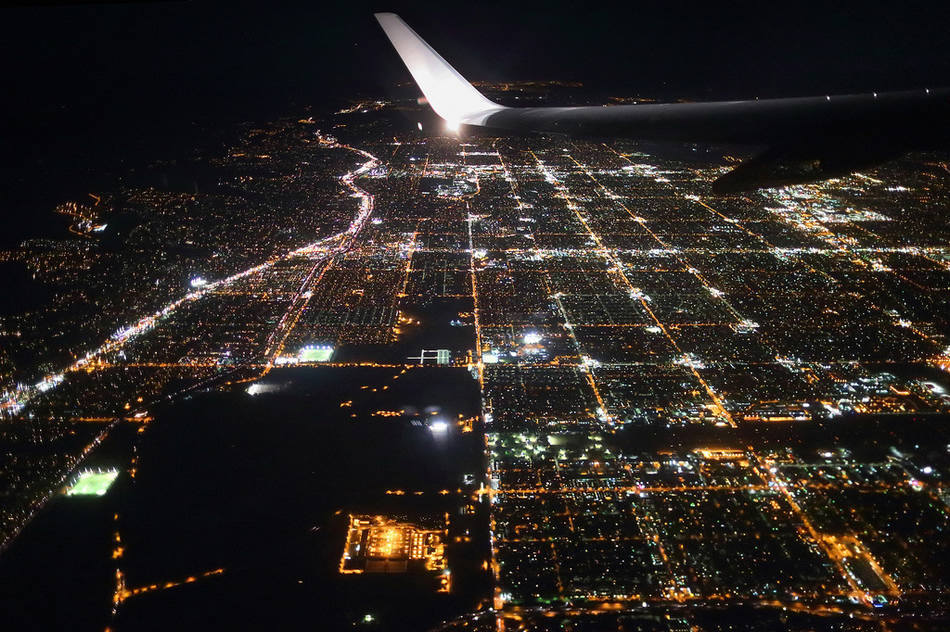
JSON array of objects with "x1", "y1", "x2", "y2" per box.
[
  {"x1": 374, "y1": 12, "x2": 506, "y2": 127},
  {"x1": 375, "y1": 12, "x2": 949, "y2": 192}
]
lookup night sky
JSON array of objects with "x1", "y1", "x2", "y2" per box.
[
  {"x1": 1, "y1": 0, "x2": 948, "y2": 228},
  {"x1": 5, "y1": 1, "x2": 950, "y2": 118}
]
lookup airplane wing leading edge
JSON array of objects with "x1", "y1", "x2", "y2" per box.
[
  {"x1": 374, "y1": 13, "x2": 949, "y2": 192},
  {"x1": 374, "y1": 13, "x2": 507, "y2": 127}
]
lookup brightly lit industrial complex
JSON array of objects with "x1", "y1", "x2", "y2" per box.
[{"x1": 340, "y1": 514, "x2": 448, "y2": 584}]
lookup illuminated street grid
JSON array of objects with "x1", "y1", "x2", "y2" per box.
[
  {"x1": 1, "y1": 92, "x2": 950, "y2": 629},
  {"x1": 450, "y1": 134, "x2": 950, "y2": 627},
  {"x1": 0, "y1": 124, "x2": 384, "y2": 548}
]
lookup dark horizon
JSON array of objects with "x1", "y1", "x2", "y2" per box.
[
  {"x1": 3, "y1": 1, "x2": 949, "y2": 232},
  {"x1": 4, "y1": 0, "x2": 950, "y2": 123}
]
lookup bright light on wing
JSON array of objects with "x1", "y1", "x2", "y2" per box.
[{"x1": 374, "y1": 13, "x2": 506, "y2": 126}]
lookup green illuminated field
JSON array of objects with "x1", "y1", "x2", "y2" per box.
[
  {"x1": 298, "y1": 345, "x2": 333, "y2": 362},
  {"x1": 66, "y1": 470, "x2": 120, "y2": 496}
]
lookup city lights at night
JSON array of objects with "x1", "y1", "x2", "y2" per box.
[{"x1": 1, "y1": 3, "x2": 949, "y2": 632}]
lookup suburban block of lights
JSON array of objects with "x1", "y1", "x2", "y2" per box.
[{"x1": 0, "y1": 82, "x2": 949, "y2": 630}]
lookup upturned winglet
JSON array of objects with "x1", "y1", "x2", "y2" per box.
[{"x1": 374, "y1": 12, "x2": 506, "y2": 127}]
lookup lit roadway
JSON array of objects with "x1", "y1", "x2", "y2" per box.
[
  {"x1": 3, "y1": 117, "x2": 944, "y2": 629},
  {"x1": 458, "y1": 142, "x2": 924, "y2": 629},
  {"x1": 0, "y1": 134, "x2": 381, "y2": 415},
  {"x1": 0, "y1": 134, "x2": 383, "y2": 562}
]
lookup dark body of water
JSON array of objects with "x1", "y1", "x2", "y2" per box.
[{"x1": 0, "y1": 365, "x2": 487, "y2": 631}]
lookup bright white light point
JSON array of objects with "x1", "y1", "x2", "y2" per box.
[
  {"x1": 416, "y1": 122, "x2": 422, "y2": 131},
  {"x1": 445, "y1": 119, "x2": 460, "y2": 133},
  {"x1": 523, "y1": 332, "x2": 542, "y2": 345},
  {"x1": 190, "y1": 276, "x2": 207, "y2": 288},
  {"x1": 430, "y1": 420, "x2": 449, "y2": 433},
  {"x1": 247, "y1": 384, "x2": 264, "y2": 396}
]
